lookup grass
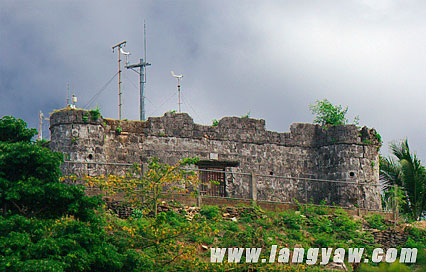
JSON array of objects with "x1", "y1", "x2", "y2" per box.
[{"x1": 101, "y1": 203, "x2": 426, "y2": 271}]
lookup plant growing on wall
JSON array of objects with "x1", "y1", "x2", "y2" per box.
[
  {"x1": 115, "y1": 125, "x2": 122, "y2": 134},
  {"x1": 241, "y1": 111, "x2": 251, "y2": 119},
  {"x1": 82, "y1": 112, "x2": 89, "y2": 123},
  {"x1": 90, "y1": 107, "x2": 101, "y2": 121},
  {"x1": 309, "y1": 99, "x2": 359, "y2": 126}
]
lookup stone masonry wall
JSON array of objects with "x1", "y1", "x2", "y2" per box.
[{"x1": 49, "y1": 108, "x2": 382, "y2": 210}]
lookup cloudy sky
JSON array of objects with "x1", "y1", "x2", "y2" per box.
[{"x1": 1, "y1": 0, "x2": 426, "y2": 159}]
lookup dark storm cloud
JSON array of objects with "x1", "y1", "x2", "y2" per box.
[{"x1": 1, "y1": 0, "x2": 426, "y2": 159}]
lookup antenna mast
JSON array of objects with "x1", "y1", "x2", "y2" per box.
[
  {"x1": 38, "y1": 110, "x2": 51, "y2": 141},
  {"x1": 38, "y1": 111, "x2": 43, "y2": 140},
  {"x1": 112, "y1": 40, "x2": 127, "y2": 120},
  {"x1": 171, "y1": 71, "x2": 183, "y2": 113},
  {"x1": 66, "y1": 83, "x2": 70, "y2": 107},
  {"x1": 125, "y1": 21, "x2": 151, "y2": 121}
]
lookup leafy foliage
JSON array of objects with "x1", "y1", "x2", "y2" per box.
[
  {"x1": 0, "y1": 116, "x2": 99, "y2": 220},
  {"x1": 309, "y1": 99, "x2": 356, "y2": 126},
  {"x1": 89, "y1": 107, "x2": 101, "y2": 121},
  {"x1": 380, "y1": 139, "x2": 426, "y2": 220},
  {"x1": 0, "y1": 116, "x2": 37, "y2": 143},
  {"x1": 83, "y1": 157, "x2": 200, "y2": 217},
  {"x1": 82, "y1": 113, "x2": 89, "y2": 123},
  {"x1": 359, "y1": 262, "x2": 410, "y2": 272},
  {"x1": 0, "y1": 213, "x2": 143, "y2": 272},
  {"x1": 241, "y1": 111, "x2": 251, "y2": 119},
  {"x1": 365, "y1": 214, "x2": 388, "y2": 230},
  {"x1": 200, "y1": 205, "x2": 220, "y2": 220}
]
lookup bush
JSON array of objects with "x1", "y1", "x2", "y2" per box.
[
  {"x1": 0, "y1": 215, "x2": 127, "y2": 272},
  {"x1": 309, "y1": 99, "x2": 358, "y2": 126},
  {"x1": 276, "y1": 211, "x2": 303, "y2": 230},
  {"x1": 365, "y1": 214, "x2": 387, "y2": 230},
  {"x1": 359, "y1": 262, "x2": 410, "y2": 272},
  {"x1": 200, "y1": 205, "x2": 220, "y2": 220},
  {"x1": 405, "y1": 227, "x2": 426, "y2": 249},
  {"x1": 90, "y1": 107, "x2": 101, "y2": 121}
]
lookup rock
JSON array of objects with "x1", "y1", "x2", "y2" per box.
[
  {"x1": 325, "y1": 262, "x2": 348, "y2": 271},
  {"x1": 230, "y1": 217, "x2": 238, "y2": 222}
]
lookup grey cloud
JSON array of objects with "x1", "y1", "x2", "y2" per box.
[{"x1": 1, "y1": 0, "x2": 425, "y2": 159}]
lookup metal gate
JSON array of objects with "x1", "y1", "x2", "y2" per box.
[{"x1": 200, "y1": 167, "x2": 226, "y2": 197}]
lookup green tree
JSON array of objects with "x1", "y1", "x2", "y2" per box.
[
  {"x1": 309, "y1": 99, "x2": 355, "y2": 126},
  {"x1": 83, "y1": 157, "x2": 200, "y2": 217},
  {"x1": 0, "y1": 116, "x2": 98, "y2": 219},
  {"x1": 0, "y1": 116, "x2": 37, "y2": 143},
  {"x1": 380, "y1": 139, "x2": 426, "y2": 220}
]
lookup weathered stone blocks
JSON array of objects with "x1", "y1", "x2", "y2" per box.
[{"x1": 50, "y1": 108, "x2": 382, "y2": 210}]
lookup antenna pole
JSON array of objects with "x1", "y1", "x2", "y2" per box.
[
  {"x1": 126, "y1": 58, "x2": 151, "y2": 121},
  {"x1": 144, "y1": 20, "x2": 147, "y2": 64},
  {"x1": 118, "y1": 46, "x2": 122, "y2": 119},
  {"x1": 139, "y1": 59, "x2": 144, "y2": 120},
  {"x1": 125, "y1": 22, "x2": 151, "y2": 121},
  {"x1": 171, "y1": 72, "x2": 183, "y2": 113},
  {"x1": 66, "y1": 83, "x2": 70, "y2": 106},
  {"x1": 112, "y1": 41, "x2": 127, "y2": 120},
  {"x1": 177, "y1": 79, "x2": 181, "y2": 113},
  {"x1": 38, "y1": 110, "x2": 43, "y2": 140},
  {"x1": 118, "y1": 48, "x2": 122, "y2": 119}
]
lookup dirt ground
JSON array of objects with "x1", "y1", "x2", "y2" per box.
[{"x1": 404, "y1": 220, "x2": 426, "y2": 230}]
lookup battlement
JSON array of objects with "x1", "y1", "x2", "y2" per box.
[{"x1": 50, "y1": 108, "x2": 380, "y2": 147}]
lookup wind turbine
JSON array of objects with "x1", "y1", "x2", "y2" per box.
[{"x1": 171, "y1": 71, "x2": 183, "y2": 113}]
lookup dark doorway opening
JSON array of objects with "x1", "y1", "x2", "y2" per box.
[
  {"x1": 199, "y1": 167, "x2": 226, "y2": 197},
  {"x1": 197, "y1": 160, "x2": 239, "y2": 197}
]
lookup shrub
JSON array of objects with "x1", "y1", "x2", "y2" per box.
[
  {"x1": 277, "y1": 211, "x2": 303, "y2": 230},
  {"x1": 82, "y1": 113, "x2": 89, "y2": 123},
  {"x1": 115, "y1": 126, "x2": 122, "y2": 134},
  {"x1": 90, "y1": 107, "x2": 101, "y2": 121},
  {"x1": 405, "y1": 227, "x2": 426, "y2": 248},
  {"x1": 0, "y1": 215, "x2": 125, "y2": 272},
  {"x1": 200, "y1": 205, "x2": 220, "y2": 220},
  {"x1": 365, "y1": 214, "x2": 387, "y2": 230},
  {"x1": 309, "y1": 98, "x2": 359, "y2": 126}
]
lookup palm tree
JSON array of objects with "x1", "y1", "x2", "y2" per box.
[{"x1": 380, "y1": 139, "x2": 426, "y2": 221}]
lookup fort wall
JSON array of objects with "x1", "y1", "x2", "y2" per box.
[{"x1": 49, "y1": 109, "x2": 382, "y2": 209}]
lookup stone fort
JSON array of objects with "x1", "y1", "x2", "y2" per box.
[{"x1": 49, "y1": 108, "x2": 382, "y2": 210}]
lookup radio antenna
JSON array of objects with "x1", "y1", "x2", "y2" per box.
[
  {"x1": 171, "y1": 71, "x2": 183, "y2": 113},
  {"x1": 66, "y1": 83, "x2": 70, "y2": 107},
  {"x1": 112, "y1": 40, "x2": 127, "y2": 120},
  {"x1": 125, "y1": 21, "x2": 151, "y2": 121}
]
